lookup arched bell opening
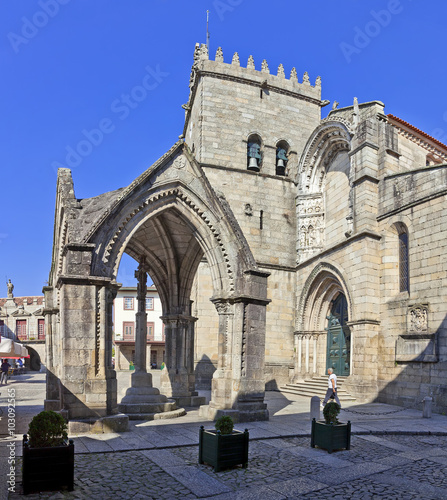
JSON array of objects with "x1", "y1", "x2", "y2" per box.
[
  {"x1": 275, "y1": 140, "x2": 289, "y2": 176},
  {"x1": 247, "y1": 134, "x2": 263, "y2": 172}
]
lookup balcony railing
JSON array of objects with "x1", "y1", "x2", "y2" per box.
[
  {"x1": 116, "y1": 334, "x2": 165, "y2": 342},
  {"x1": 16, "y1": 333, "x2": 46, "y2": 341}
]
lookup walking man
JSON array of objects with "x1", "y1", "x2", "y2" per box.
[
  {"x1": 1, "y1": 359, "x2": 11, "y2": 385},
  {"x1": 321, "y1": 367, "x2": 341, "y2": 408}
]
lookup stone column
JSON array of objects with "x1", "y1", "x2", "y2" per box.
[
  {"x1": 115, "y1": 344, "x2": 121, "y2": 370},
  {"x1": 132, "y1": 259, "x2": 148, "y2": 382},
  {"x1": 305, "y1": 334, "x2": 310, "y2": 375},
  {"x1": 160, "y1": 313, "x2": 202, "y2": 407},
  {"x1": 312, "y1": 334, "x2": 318, "y2": 375},
  {"x1": 297, "y1": 334, "x2": 303, "y2": 374},
  {"x1": 207, "y1": 300, "x2": 234, "y2": 411},
  {"x1": 201, "y1": 269, "x2": 270, "y2": 422},
  {"x1": 119, "y1": 258, "x2": 174, "y2": 417}
]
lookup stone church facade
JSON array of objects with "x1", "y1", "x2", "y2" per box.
[{"x1": 45, "y1": 44, "x2": 447, "y2": 423}]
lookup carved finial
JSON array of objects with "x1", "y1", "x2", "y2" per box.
[
  {"x1": 215, "y1": 47, "x2": 224, "y2": 63},
  {"x1": 353, "y1": 97, "x2": 359, "y2": 127},
  {"x1": 315, "y1": 76, "x2": 321, "y2": 87},
  {"x1": 332, "y1": 101, "x2": 339, "y2": 110},
  {"x1": 302, "y1": 71, "x2": 310, "y2": 84},
  {"x1": 198, "y1": 43, "x2": 208, "y2": 61},
  {"x1": 277, "y1": 64, "x2": 285, "y2": 78},
  {"x1": 247, "y1": 55, "x2": 255, "y2": 69},
  {"x1": 232, "y1": 52, "x2": 240, "y2": 66},
  {"x1": 290, "y1": 67, "x2": 298, "y2": 82},
  {"x1": 261, "y1": 59, "x2": 269, "y2": 73}
]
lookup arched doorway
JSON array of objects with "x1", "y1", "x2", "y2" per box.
[
  {"x1": 295, "y1": 262, "x2": 352, "y2": 379},
  {"x1": 326, "y1": 294, "x2": 350, "y2": 376}
]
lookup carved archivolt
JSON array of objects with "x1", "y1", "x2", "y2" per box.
[
  {"x1": 102, "y1": 187, "x2": 235, "y2": 294},
  {"x1": 298, "y1": 119, "x2": 352, "y2": 193},
  {"x1": 296, "y1": 262, "x2": 352, "y2": 332}
]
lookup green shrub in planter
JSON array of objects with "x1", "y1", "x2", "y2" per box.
[
  {"x1": 199, "y1": 416, "x2": 249, "y2": 472},
  {"x1": 323, "y1": 402, "x2": 340, "y2": 425},
  {"x1": 214, "y1": 415, "x2": 234, "y2": 435},
  {"x1": 311, "y1": 402, "x2": 351, "y2": 454},
  {"x1": 23, "y1": 411, "x2": 74, "y2": 495},
  {"x1": 28, "y1": 410, "x2": 68, "y2": 448}
]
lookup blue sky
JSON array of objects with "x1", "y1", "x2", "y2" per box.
[{"x1": 1, "y1": 0, "x2": 446, "y2": 296}]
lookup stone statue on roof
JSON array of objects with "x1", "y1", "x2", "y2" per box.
[{"x1": 7, "y1": 279, "x2": 14, "y2": 298}]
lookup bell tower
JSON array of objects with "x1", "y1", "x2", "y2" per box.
[{"x1": 183, "y1": 43, "x2": 324, "y2": 179}]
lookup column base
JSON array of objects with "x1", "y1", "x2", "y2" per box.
[
  {"x1": 170, "y1": 395, "x2": 206, "y2": 408},
  {"x1": 199, "y1": 403, "x2": 269, "y2": 423},
  {"x1": 68, "y1": 413, "x2": 129, "y2": 434}
]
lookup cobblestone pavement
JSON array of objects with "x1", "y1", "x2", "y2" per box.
[
  {"x1": 3, "y1": 373, "x2": 447, "y2": 499},
  {"x1": 7, "y1": 434, "x2": 447, "y2": 499}
]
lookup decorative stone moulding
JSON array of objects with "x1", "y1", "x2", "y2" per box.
[
  {"x1": 206, "y1": 50, "x2": 319, "y2": 90},
  {"x1": 396, "y1": 303, "x2": 437, "y2": 363}
]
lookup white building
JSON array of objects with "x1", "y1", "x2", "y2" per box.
[
  {"x1": 0, "y1": 281, "x2": 46, "y2": 371},
  {"x1": 113, "y1": 285, "x2": 165, "y2": 370}
]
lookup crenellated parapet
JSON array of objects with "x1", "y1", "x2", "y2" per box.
[{"x1": 186, "y1": 43, "x2": 322, "y2": 109}]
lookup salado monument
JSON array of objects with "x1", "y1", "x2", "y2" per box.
[{"x1": 44, "y1": 43, "x2": 447, "y2": 428}]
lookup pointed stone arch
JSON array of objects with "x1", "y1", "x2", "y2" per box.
[
  {"x1": 44, "y1": 142, "x2": 269, "y2": 424},
  {"x1": 298, "y1": 118, "x2": 353, "y2": 193},
  {"x1": 296, "y1": 119, "x2": 353, "y2": 263},
  {"x1": 294, "y1": 261, "x2": 352, "y2": 379}
]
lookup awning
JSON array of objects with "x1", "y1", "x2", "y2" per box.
[{"x1": 0, "y1": 338, "x2": 29, "y2": 358}]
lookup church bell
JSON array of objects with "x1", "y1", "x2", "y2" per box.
[{"x1": 248, "y1": 157, "x2": 260, "y2": 171}]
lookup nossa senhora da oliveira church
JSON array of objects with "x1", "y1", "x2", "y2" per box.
[{"x1": 44, "y1": 43, "x2": 447, "y2": 425}]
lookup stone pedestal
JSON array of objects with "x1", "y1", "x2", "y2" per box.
[{"x1": 119, "y1": 261, "x2": 184, "y2": 420}]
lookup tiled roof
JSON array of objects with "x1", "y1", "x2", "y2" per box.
[
  {"x1": 0, "y1": 296, "x2": 44, "y2": 306},
  {"x1": 387, "y1": 114, "x2": 447, "y2": 152}
]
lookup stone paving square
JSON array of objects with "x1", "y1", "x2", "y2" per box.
[{"x1": 4, "y1": 373, "x2": 447, "y2": 499}]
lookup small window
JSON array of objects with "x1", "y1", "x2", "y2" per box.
[
  {"x1": 146, "y1": 297, "x2": 154, "y2": 310},
  {"x1": 16, "y1": 320, "x2": 27, "y2": 340},
  {"x1": 399, "y1": 231, "x2": 409, "y2": 292},
  {"x1": 38, "y1": 319, "x2": 45, "y2": 340},
  {"x1": 123, "y1": 322, "x2": 135, "y2": 340},
  {"x1": 0, "y1": 320, "x2": 5, "y2": 336},
  {"x1": 123, "y1": 297, "x2": 134, "y2": 310},
  {"x1": 247, "y1": 135, "x2": 262, "y2": 172},
  {"x1": 147, "y1": 322, "x2": 155, "y2": 340}
]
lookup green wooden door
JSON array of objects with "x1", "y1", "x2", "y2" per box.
[{"x1": 326, "y1": 294, "x2": 350, "y2": 376}]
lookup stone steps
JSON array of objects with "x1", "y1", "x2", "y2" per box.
[
  {"x1": 126, "y1": 408, "x2": 186, "y2": 421},
  {"x1": 279, "y1": 376, "x2": 356, "y2": 402}
]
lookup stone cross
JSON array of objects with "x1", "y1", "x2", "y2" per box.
[{"x1": 134, "y1": 258, "x2": 148, "y2": 373}]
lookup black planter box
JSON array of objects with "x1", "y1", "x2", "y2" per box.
[
  {"x1": 22, "y1": 434, "x2": 74, "y2": 495},
  {"x1": 198, "y1": 426, "x2": 249, "y2": 472},
  {"x1": 310, "y1": 418, "x2": 351, "y2": 453}
]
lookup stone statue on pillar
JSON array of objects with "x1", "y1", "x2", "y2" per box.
[{"x1": 7, "y1": 279, "x2": 14, "y2": 298}]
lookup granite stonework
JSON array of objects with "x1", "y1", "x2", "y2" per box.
[{"x1": 45, "y1": 43, "x2": 447, "y2": 424}]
